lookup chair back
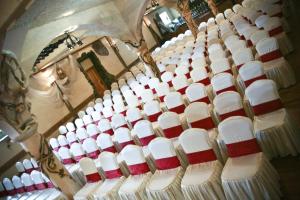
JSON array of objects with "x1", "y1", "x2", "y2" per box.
[
  {"x1": 158, "y1": 112, "x2": 183, "y2": 139},
  {"x1": 82, "y1": 138, "x2": 100, "y2": 159},
  {"x1": 99, "y1": 152, "x2": 123, "y2": 179},
  {"x1": 134, "y1": 120, "x2": 156, "y2": 146},
  {"x1": 211, "y1": 72, "x2": 236, "y2": 95},
  {"x1": 79, "y1": 158, "x2": 101, "y2": 183},
  {"x1": 114, "y1": 127, "x2": 134, "y2": 150},
  {"x1": 70, "y1": 142, "x2": 86, "y2": 162},
  {"x1": 96, "y1": 133, "x2": 116, "y2": 153}
]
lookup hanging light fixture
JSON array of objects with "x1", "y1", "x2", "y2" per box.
[{"x1": 64, "y1": 31, "x2": 83, "y2": 49}]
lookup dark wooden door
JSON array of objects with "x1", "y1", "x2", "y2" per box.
[{"x1": 86, "y1": 67, "x2": 106, "y2": 97}]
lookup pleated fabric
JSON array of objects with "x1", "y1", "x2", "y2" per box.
[{"x1": 93, "y1": 177, "x2": 125, "y2": 200}]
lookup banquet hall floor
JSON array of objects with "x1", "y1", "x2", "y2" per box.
[{"x1": 248, "y1": 0, "x2": 300, "y2": 199}]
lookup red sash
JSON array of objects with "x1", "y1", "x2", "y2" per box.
[
  {"x1": 191, "y1": 96, "x2": 210, "y2": 104},
  {"x1": 87, "y1": 150, "x2": 100, "y2": 159},
  {"x1": 159, "y1": 95, "x2": 165, "y2": 102},
  {"x1": 177, "y1": 86, "x2": 188, "y2": 95},
  {"x1": 268, "y1": 26, "x2": 284, "y2": 37},
  {"x1": 247, "y1": 40, "x2": 253, "y2": 47},
  {"x1": 46, "y1": 182, "x2": 54, "y2": 188},
  {"x1": 139, "y1": 134, "x2": 156, "y2": 146},
  {"x1": 103, "y1": 128, "x2": 114, "y2": 136},
  {"x1": 163, "y1": 125, "x2": 183, "y2": 138},
  {"x1": 227, "y1": 138, "x2": 261, "y2": 157},
  {"x1": 16, "y1": 187, "x2": 26, "y2": 194},
  {"x1": 223, "y1": 68, "x2": 233, "y2": 75},
  {"x1": 219, "y1": 108, "x2": 246, "y2": 121},
  {"x1": 167, "y1": 81, "x2": 173, "y2": 87},
  {"x1": 0, "y1": 190, "x2": 8, "y2": 197},
  {"x1": 185, "y1": 73, "x2": 191, "y2": 79},
  {"x1": 73, "y1": 154, "x2": 86, "y2": 162},
  {"x1": 102, "y1": 146, "x2": 117, "y2": 153},
  {"x1": 105, "y1": 168, "x2": 123, "y2": 179},
  {"x1": 25, "y1": 168, "x2": 34, "y2": 173},
  {"x1": 119, "y1": 123, "x2": 129, "y2": 129},
  {"x1": 155, "y1": 156, "x2": 181, "y2": 170},
  {"x1": 236, "y1": 63, "x2": 244, "y2": 71},
  {"x1": 190, "y1": 117, "x2": 215, "y2": 130},
  {"x1": 260, "y1": 49, "x2": 282, "y2": 62},
  {"x1": 128, "y1": 162, "x2": 150, "y2": 175},
  {"x1": 186, "y1": 149, "x2": 217, "y2": 164},
  {"x1": 90, "y1": 133, "x2": 99, "y2": 140},
  {"x1": 130, "y1": 118, "x2": 142, "y2": 127},
  {"x1": 62, "y1": 158, "x2": 75, "y2": 165},
  {"x1": 86, "y1": 172, "x2": 101, "y2": 183},
  {"x1": 244, "y1": 74, "x2": 267, "y2": 87},
  {"x1": 151, "y1": 88, "x2": 157, "y2": 94},
  {"x1": 145, "y1": 85, "x2": 150, "y2": 89},
  {"x1": 119, "y1": 110, "x2": 127, "y2": 117},
  {"x1": 53, "y1": 147, "x2": 59, "y2": 152},
  {"x1": 25, "y1": 185, "x2": 36, "y2": 192},
  {"x1": 35, "y1": 183, "x2": 47, "y2": 190},
  {"x1": 197, "y1": 77, "x2": 211, "y2": 86},
  {"x1": 271, "y1": 12, "x2": 283, "y2": 18},
  {"x1": 147, "y1": 111, "x2": 162, "y2": 122},
  {"x1": 6, "y1": 189, "x2": 17, "y2": 196},
  {"x1": 252, "y1": 99, "x2": 283, "y2": 116},
  {"x1": 240, "y1": 35, "x2": 246, "y2": 40},
  {"x1": 215, "y1": 85, "x2": 237, "y2": 95},
  {"x1": 169, "y1": 104, "x2": 185, "y2": 114},
  {"x1": 119, "y1": 140, "x2": 135, "y2": 150}
]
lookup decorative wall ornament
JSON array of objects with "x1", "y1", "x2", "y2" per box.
[{"x1": 91, "y1": 40, "x2": 109, "y2": 56}]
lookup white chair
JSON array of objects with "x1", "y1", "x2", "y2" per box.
[
  {"x1": 250, "y1": 30, "x2": 269, "y2": 46},
  {"x1": 30, "y1": 158, "x2": 39, "y2": 170},
  {"x1": 23, "y1": 159, "x2": 34, "y2": 174},
  {"x1": 113, "y1": 101, "x2": 126, "y2": 116},
  {"x1": 102, "y1": 106, "x2": 114, "y2": 121},
  {"x1": 66, "y1": 131, "x2": 78, "y2": 145},
  {"x1": 126, "y1": 107, "x2": 143, "y2": 127},
  {"x1": 76, "y1": 127, "x2": 88, "y2": 143},
  {"x1": 158, "y1": 112, "x2": 184, "y2": 139},
  {"x1": 245, "y1": 79, "x2": 300, "y2": 158},
  {"x1": 86, "y1": 123, "x2": 100, "y2": 140},
  {"x1": 256, "y1": 37, "x2": 296, "y2": 88},
  {"x1": 15, "y1": 161, "x2": 25, "y2": 173},
  {"x1": 186, "y1": 83, "x2": 210, "y2": 104},
  {"x1": 125, "y1": 94, "x2": 142, "y2": 109},
  {"x1": 93, "y1": 152, "x2": 125, "y2": 199},
  {"x1": 97, "y1": 119, "x2": 114, "y2": 135},
  {"x1": 179, "y1": 128, "x2": 225, "y2": 199},
  {"x1": 96, "y1": 133, "x2": 117, "y2": 153},
  {"x1": 95, "y1": 98, "x2": 103, "y2": 104},
  {"x1": 58, "y1": 125, "x2": 68, "y2": 135},
  {"x1": 210, "y1": 58, "x2": 232, "y2": 75},
  {"x1": 218, "y1": 116, "x2": 281, "y2": 200},
  {"x1": 140, "y1": 89, "x2": 155, "y2": 104},
  {"x1": 175, "y1": 65, "x2": 190, "y2": 79},
  {"x1": 58, "y1": 135, "x2": 70, "y2": 149},
  {"x1": 94, "y1": 102, "x2": 104, "y2": 113},
  {"x1": 155, "y1": 82, "x2": 171, "y2": 102},
  {"x1": 82, "y1": 138, "x2": 100, "y2": 159},
  {"x1": 144, "y1": 100, "x2": 163, "y2": 122},
  {"x1": 75, "y1": 118, "x2": 85, "y2": 129},
  {"x1": 12, "y1": 176, "x2": 25, "y2": 194},
  {"x1": 213, "y1": 91, "x2": 247, "y2": 122},
  {"x1": 2, "y1": 178, "x2": 16, "y2": 196},
  {"x1": 164, "y1": 92, "x2": 186, "y2": 114},
  {"x1": 146, "y1": 137, "x2": 184, "y2": 199},
  {"x1": 74, "y1": 158, "x2": 102, "y2": 200},
  {"x1": 148, "y1": 78, "x2": 160, "y2": 94},
  {"x1": 111, "y1": 114, "x2": 128, "y2": 129},
  {"x1": 172, "y1": 75, "x2": 189, "y2": 95},
  {"x1": 134, "y1": 120, "x2": 156, "y2": 147},
  {"x1": 161, "y1": 71, "x2": 174, "y2": 87},
  {"x1": 70, "y1": 142, "x2": 86, "y2": 162},
  {"x1": 78, "y1": 110, "x2": 86, "y2": 119},
  {"x1": 21, "y1": 173, "x2": 36, "y2": 192},
  {"x1": 49, "y1": 137, "x2": 60, "y2": 152},
  {"x1": 103, "y1": 98, "x2": 113, "y2": 108},
  {"x1": 118, "y1": 145, "x2": 152, "y2": 200},
  {"x1": 31, "y1": 170, "x2": 47, "y2": 190},
  {"x1": 211, "y1": 73, "x2": 237, "y2": 95},
  {"x1": 114, "y1": 127, "x2": 135, "y2": 151},
  {"x1": 58, "y1": 147, "x2": 75, "y2": 165},
  {"x1": 66, "y1": 122, "x2": 76, "y2": 132},
  {"x1": 86, "y1": 107, "x2": 95, "y2": 116},
  {"x1": 190, "y1": 67, "x2": 211, "y2": 86},
  {"x1": 232, "y1": 48, "x2": 254, "y2": 71}
]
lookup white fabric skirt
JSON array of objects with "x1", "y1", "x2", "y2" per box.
[
  {"x1": 73, "y1": 182, "x2": 102, "y2": 200},
  {"x1": 275, "y1": 32, "x2": 294, "y2": 55},
  {"x1": 146, "y1": 167, "x2": 184, "y2": 200},
  {"x1": 93, "y1": 177, "x2": 125, "y2": 200},
  {"x1": 221, "y1": 152, "x2": 281, "y2": 200},
  {"x1": 181, "y1": 161, "x2": 225, "y2": 200},
  {"x1": 254, "y1": 108, "x2": 300, "y2": 159}
]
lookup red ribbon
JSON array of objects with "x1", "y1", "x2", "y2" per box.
[
  {"x1": 91, "y1": 133, "x2": 99, "y2": 140},
  {"x1": 103, "y1": 128, "x2": 114, "y2": 136},
  {"x1": 105, "y1": 168, "x2": 123, "y2": 179},
  {"x1": 62, "y1": 158, "x2": 75, "y2": 165},
  {"x1": 102, "y1": 146, "x2": 117, "y2": 153},
  {"x1": 247, "y1": 40, "x2": 253, "y2": 47},
  {"x1": 167, "y1": 81, "x2": 173, "y2": 87},
  {"x1": 169, "y1": 104, "x2": 185, "y2": 114},
  {"x1": 145, "y1": 85, "x2": 150, "y2": 89},
  {"x1": 119, "y1": 123, "x2": 129, "y2": 129},
  {"x1": 16, "y1": 187, "x2": 26, "y2": 194},
  {"x1": 240, "y1": 35, "x2": 245, "y2": 40},
  {"x1": 185, "y1": 73, "x2": 191, "y2": 79},
  {"x1": 128, "y1": 162, "x2": 150, "y2": 175},
  {"x1": 190, "y1": 117, "x2": 215, "y2": 130},
  {"x1": 260, "y1": 49, "x2": 282, "y2": 62},
  {"x1": 130, "y1": 118, "x2": 142, "y2": 127},
  {"x1": 25, "y1": 185, "x2": 36, "y2": 192},
  {"x1": 219, "y1": 108, "x2": 246, "y2": 121},
  {"x1": 190, "y1": 96, "x2": 210, "y2": 104},
  {"x1": 46, "y1": 182, "x2": 54, "y2": 188},
  {"x1": 139, "y1": 134, "x2": 156, "y2": 146},
  {"x1": 6, "y1": 189, "x2": 17, "y2": 196},
  {"x1": 25, "y1": 168, "x2": 34, "y2": 173},
  {"x1": 227, "y1": 138, "x2": 261, "y2": 157},
  {"x1": 268, "y1": 26, "x2": 284, "y2": 37},
  {"x1": 163, "y1": 125, "x2": 183, "y2": 138},
  {"x1": 155, "y1": 156, "x2": 181, "y2": 170},
  {"x1": 186, "y1": 149, "x2": 217, "y2": 164},
  {"x1": 53, "y1": 147, "x2": 59, "y2": 152},
  {"x1": 151, "y1": 88, "x2": 157, "y2": 94},
  {"x1": 147, "y1": 111, "x2": 162, "y2": 122},
  {"x1": 73, "y1": 154, "x2": 86, "y2": 162},
  {"x1": 87, "y1": 150, "x2": 101, "y2": 159},
  {"x1": 215, "y1": 85, "x2": 237, "y2": 95},
  {"x1": 0, "y1": 190, "x2": 8, "y2": 197},
  {"x1": 159, "y1": 95, "x2": 165, "y2": 102},
  {"x1": 197, "y1": 77, "x2": 211, "y2": 86},
  {"x1": 271, "y1": 12, "x2": 283, "y2": 18},
  {"x1": 119, "y1": 140, "x2": 135, "y2": 150},
  {"x1": 35, "y1": 183, "x2": 47, "y2": 190},
  {"x1": 236, "y1": 63, "x2": 244, "y2": 71},
  {"x1": 244, "y1": 74, "x2": 267, "y2": 87},
  {"x1": 177, "y1": 86, "x2": 188, "y2": 95},
  {"x1": 86, "y1": 172, "x2": 101, "y2": 183},
  {"x1": 252, "y1": 99, "x2": 283, "y2": 116}
]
